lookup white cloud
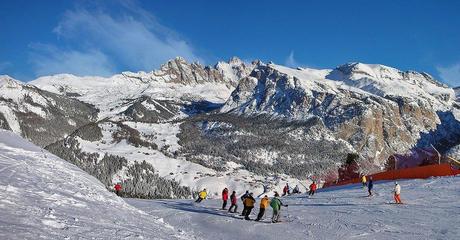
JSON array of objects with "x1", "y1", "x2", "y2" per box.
[
  {"x1": 285, "y1": 51, "x2": 299, "y2": 68},
  {"x1": 29, "y1": 43, "x2": 114, "y2": 77},
  {"x1": 284, "y1": 51, "x2": 312, "y2": 69},
  {"x1": 437, "y1": 63, "x2": 460, "y2": 87},
  {"x1": 29, "y1": 1, "x2": 201, "y2": 77}
]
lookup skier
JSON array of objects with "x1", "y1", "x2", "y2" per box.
[
  {"x1": 282, "y1": 183, "x2": 290, "y2": 196},
  {"x1": 114, "y1": 183, "x2": 122, "y2": 196},
  {"x1": 258, "y1": 183, "x2": 269, "y2": 198},
  {"x1": 228, "y1": 191, "x2": 238, "y2": 213},
  {"x1": 255, "y1": 195, "x2": 270, "y2": 221},
  {"x1": 240, "y1": 190, "x2": 250, "y2": 216},
  {"x1": 222, "y1": 188, "x2": 229, "y2": 210},
  {"x1": 195, "y1": 188, "x2": 207, "y2": 203},
  {"x1": 308, "y1": 181, "x2": 317, "y2": 196},
  {"x1": 361, "y1": 175, "x2": 367, "y2": 187},
  {"x1": 292, "y1": 185, "x2": 301, "y2": 194},
  {"x1": 393, "y1": 182, "x2": 402, "y2": 204},
  {"x1": 367, "y1": 177, "x2": 374, "y2": 196},
  {"x1": 270, "y1": 192, "x2": 288, "y2": 223},
  {"x1": 242, "y1": 193, "x2": 256, "y2": 220}
]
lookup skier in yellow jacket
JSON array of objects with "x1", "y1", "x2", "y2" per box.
[
  {"x1": 195, "y1": 188, "x2": 207, "y2": 203},
  {"x1": 361, "y1": 175, "x2": 367, "y2": 187},
  {"x1": 242, "y1": 193, "x2": 256, "y2": 220},
  {"x1": 255, "y1": 195, "x2": 270, "y2": 221}
]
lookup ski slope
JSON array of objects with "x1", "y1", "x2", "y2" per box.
[
  {"x1": 0, "y1": 130, "x2": 188, "y2": 239},
  {"x1": 128, "y1": 177, "x2": 460, "y2": 240},
  {"x1": 1, "y1": 128, "x2": 459, "y2": 239}
]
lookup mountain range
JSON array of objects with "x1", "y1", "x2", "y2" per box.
[{"x1": 1, "y1": 57, "x2": 459, "y2": 198}]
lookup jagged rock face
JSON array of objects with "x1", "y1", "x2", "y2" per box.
[
  {"x1": 151, "y1": 56, "x2": 256, "y2": 87},
  {"x1": 221, "y1": 64, "x2": 452, "y2": 167},
  {"x1": 0, "y1": 76, "x2": 98, "y2": 147},
  {"x1": 152, "y1": 57, "x2": 255, "y2": 87},
  {"x1": 214, "y1": 57, "x2": 258, "y2": 84},
  {"x1": 153, "y1": 57, "x2": 227, "y2": 85}
]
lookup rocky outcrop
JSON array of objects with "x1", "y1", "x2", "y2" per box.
[
  {"x1": 221, "y1": 63, "x2": 456, "y2": 169},
  {"x1": 152, "y1": 56, "x2": 255, "y2": 87}
]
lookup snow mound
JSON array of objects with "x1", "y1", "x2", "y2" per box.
[{"x1": 0, "y1": 130, "x2": 189, "y2": 239}]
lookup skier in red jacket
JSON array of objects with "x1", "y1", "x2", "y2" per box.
[
  {"x1": 114, "y1": 183, "x2": 122, "y2": 196},
  {"x1": 228, "y1": 191, "x2": 238, "y2": 213},
  {"x1": 308, "y1": 181, "x2": 317, "y2": 196},
  {"x1": 282, "y1": 183, "x2": 290, "y2": 196},
  {"x1": 222, "y1": 188, "x2": 229, "y2": 210}
]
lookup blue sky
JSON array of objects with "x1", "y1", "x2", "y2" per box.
[{"x1": 0, "y1": 0, "x2": 459, "y2": 86}]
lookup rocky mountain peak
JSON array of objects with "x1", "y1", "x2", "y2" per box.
[
  {"x1": 214, "y1": 57, "x2": 256, "y2": 84},
  {"x1": 228, "y1": 56, "x2": 243, "y2": 65},
  {"x1": 0, "y1": 75, "x2": 24, "y2": 88}
]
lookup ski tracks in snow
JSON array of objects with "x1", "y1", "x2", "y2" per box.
[{"x1": 128, "y1": 177, "x2": 460, "y2": 240}]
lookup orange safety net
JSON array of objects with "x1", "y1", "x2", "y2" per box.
[{"x1": 325, "y1": 164, "x2": 460, "y2": 188}]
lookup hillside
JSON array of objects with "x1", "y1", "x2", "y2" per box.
[{"x1": 0, "y1": 130, "x2": 189, "y2": 239}]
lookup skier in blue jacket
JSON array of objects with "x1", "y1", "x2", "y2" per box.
[{"x1": 367, "y1": 177, "x2": 374, "y2": 196}]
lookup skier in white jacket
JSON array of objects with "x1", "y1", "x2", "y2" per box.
[{"x1": 393, "y1": 182, "x2": 402, "y2": 204}]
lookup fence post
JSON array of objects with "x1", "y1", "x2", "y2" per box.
[{"x1": 431, "y1": 144, "x2": 441, "y2": 165}]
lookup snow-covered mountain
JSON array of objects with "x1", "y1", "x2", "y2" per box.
[
  {"x1": 31, "y1": 57, "x2": 255, "y2": 120},
  {"x1": 0, "y1": 75, "x2": 98, "y2": 147},
  {"x1": 222, "y1": 62, "x2": 459, "y2": 167},
  {"x1": 1, "y1": 57, "x2": 459, "y2": 199},
  {"x1": 32, "y1": 57, "x2": 284, "y2": 198},
  {"x1": 0, "y1": 130, "x2": 188, "y2": 239}
]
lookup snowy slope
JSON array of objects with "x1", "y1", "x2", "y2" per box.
[
  {"x1": 0, "y1": 130, "x2": 189, "y2": 239},
  {"x1": 128, "y1": 176, "x2": 460, "y2": 240}
]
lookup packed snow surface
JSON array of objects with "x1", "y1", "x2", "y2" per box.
[
  {"x1": 0, "y1": 130, "x2": 188, "y2": 239},
  {"x1": 128, "y1": 176, "x2": 460, "y2": 240}
]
